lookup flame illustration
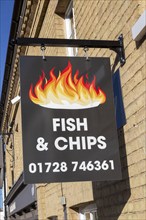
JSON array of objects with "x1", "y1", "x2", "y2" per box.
[{"x1": 29, "y1": 61, "x2": 106, "y2": 109}]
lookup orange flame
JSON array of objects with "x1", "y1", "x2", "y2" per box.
[{"x1": 29, "y1": 61, "x2": 106, "y2": 109}]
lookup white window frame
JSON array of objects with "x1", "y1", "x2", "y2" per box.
[
  {"x1": 65, "y1": 1, "x2": 77, "y2": 56},
  {"x1": 79, "y1": 203, "x2": 98, "y2": 220}
]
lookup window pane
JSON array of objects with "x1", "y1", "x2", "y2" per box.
[
  {"x1": 85, "y1": 212, "x2": 90, "y2": 220},
  {"x1": 92, "y1": 211, "x2": 98, "y2": 220}
]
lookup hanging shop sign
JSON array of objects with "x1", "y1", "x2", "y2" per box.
[{"x1": 20, "y1": 56, "x2": 122, "y2": 183}]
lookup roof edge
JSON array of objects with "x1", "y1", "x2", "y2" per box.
[{"x1": 0, "y1": 0, "x2": 26, "y2": 131}]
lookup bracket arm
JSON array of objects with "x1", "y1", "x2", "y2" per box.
[{"x1": 12, "y1": 35, "x2": 126, "y2": 66}]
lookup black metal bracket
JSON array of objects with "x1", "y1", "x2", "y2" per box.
[
  {"x1": 12, "y1": 34, "x2": 126, "y2": 66},
  {"x1": 0, "y1": 133, "x2": 13, "y2": 136},
  {"x1": 110, "y1": 35, "x2": 126, "y2": 66}
]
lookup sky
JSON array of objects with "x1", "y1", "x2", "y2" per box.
[
  {"x1": 0, "y1": 0, "x2": 14, "y2": 97},
  {"x1": 0, "y1": 0, "x2": 14, "y2": 209}
]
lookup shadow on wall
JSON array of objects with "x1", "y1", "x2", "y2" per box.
[
  {"x1": 135, "y1": 33, "x2": 146, "y2": 49},
  {"x1": 92, "y1": 127, "x2": 131, "y2": 220}
]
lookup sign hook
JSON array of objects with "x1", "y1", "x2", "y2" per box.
[
  {"x1": 83, "y1": 47, "x2": 89, "y2": 61},
  {"x1": 41, "y1": 44, "x2": 46, "y2": 60}
]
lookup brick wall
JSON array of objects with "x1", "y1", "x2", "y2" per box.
[{"x1": 73, "y1": 0, "x2": 145, "y2": 220}]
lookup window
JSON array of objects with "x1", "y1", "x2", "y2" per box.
[
  {"x1": 65, "y1": 1, "x2": 77, "y2": 56},
  {"x1": 79, "y1": 203, "x2": 98, "y2": 220}
]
